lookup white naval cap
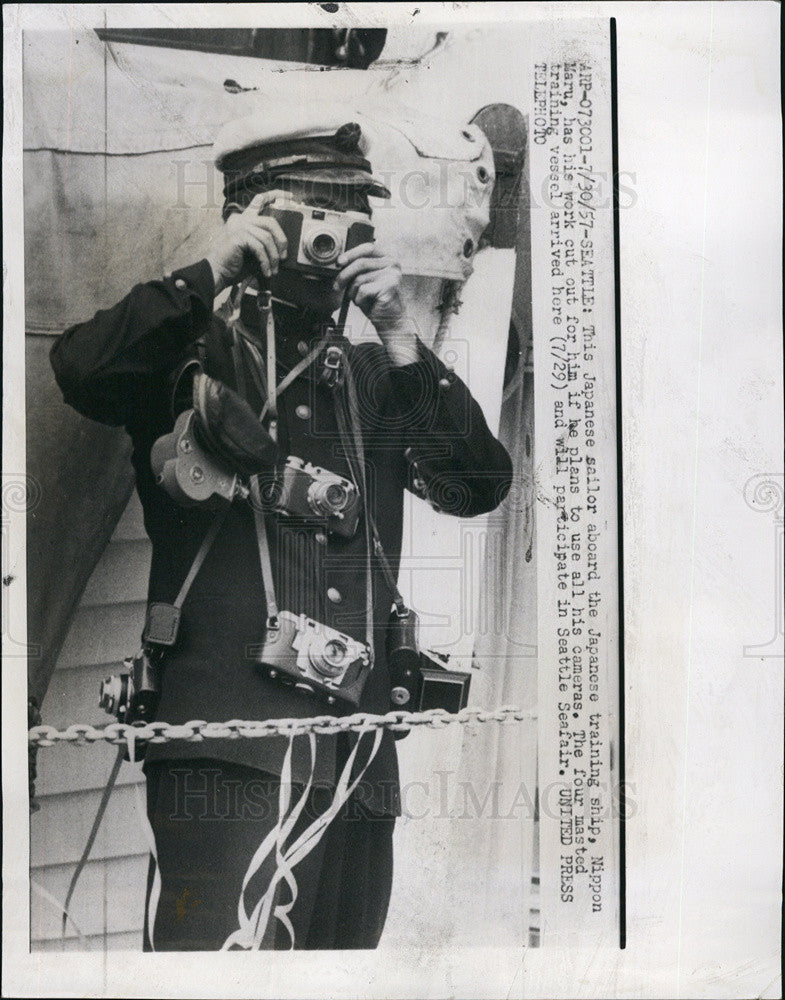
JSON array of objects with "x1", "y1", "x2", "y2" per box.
[{"x1": 213, "y1": 102, "x2": 391, "y2": 199}]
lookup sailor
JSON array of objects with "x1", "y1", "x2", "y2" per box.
[{"x1": 50, "y1": 107, "x2": 513, "y2": 951}]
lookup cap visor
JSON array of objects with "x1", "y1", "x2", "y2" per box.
[{"x1": 276, "y1": 167, "x2": 391, "y2": 200}]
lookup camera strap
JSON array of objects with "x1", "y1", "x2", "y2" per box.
[
  {"x1": 220, "y1": 286, "x2": 300, "y2": 625},
  {"x1": 173, "y1": 512, "x2": 228, "y2": 609},
  {"x1": 233, "y1": 286, "x2": 332, "y2": 424},
  {"x1": 239, "y1": 294, "x2": 374, "y2": 652},
  {"x1": 325, "y1": 300, "x2": 376, "y2": 657},
  {"x1": 244, "y1": 296, "x2": 330, "y2": 628},
  {"x1": 228, "y1": 299, "x2": 278, "y2": 620},
  {"x1": 143, "y1": 509, "x2": 229, "y2": 647},
  {"x1": 255, "y1": 335, "x2": 332, "y2": 423},
  {"x1": 249, "y1": 477, "x2": 279, "y2": 625},
  {"x1": 235, "y1": 287, "x2": 283, "y2": 442},
  {"x1": 224, "y1": 288, "x2": 378, "y2": 658},
  {"x1": 337, "y1": 352, "x2": 407, "y2": 616},
  {"x1": 69, "y1": 509, "x2": 231, "y2": 944}
]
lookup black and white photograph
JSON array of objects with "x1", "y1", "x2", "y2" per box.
[
  {"x1": 2, "y1": 3, "x2": 782, "y2": 998},
  {"x1": 20, "y1": 12, "x2": 546, "y2": 957}
]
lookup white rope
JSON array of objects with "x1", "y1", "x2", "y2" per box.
[
  {"x1": 126, "y1": 733, "x2": 162, "y2": 953},
  {"x1": 222, "y1": 723, "x2": 384, "y2": 950},
  {"x1": 222, "y1": 732, "x2": 316, "y2": 950},
  {"x1": 28, "y1": 706, "x2": 536, "y2": 749}
]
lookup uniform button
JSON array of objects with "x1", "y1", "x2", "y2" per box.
[
  {"x1": 314, "y1": 532, "x2": 328, "y2": 545},
  {"x1": 297, "y1": 340, "x2": 310, "y2": 356},
  {"x1": 327, "y1": 587, "x2": 342, "y2": 604},
  {"x1": 174, "y1": 277, "x2": 187, "y2": 290},
  {"x1": 439, "y1": 376, "x2": 452, "y2": 389},
  {"x1": 295, "y1": 404, "x2": 311, "y2": 420}
]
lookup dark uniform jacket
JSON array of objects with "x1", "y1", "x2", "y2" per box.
[{"x1": 51, "y1": 260, "x2": 513, "y2": 816}]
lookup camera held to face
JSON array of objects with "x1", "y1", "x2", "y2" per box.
[
  {"x1": 262, "y1": 193, "x2": 374, "y2": 277},
  {"x1": 254, "y1": 611, "x2": 371, "y2": 707},
  {"x1": 274, "y1": 456, "x2": 361, "y2": 538}
]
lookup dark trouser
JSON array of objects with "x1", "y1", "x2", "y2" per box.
[{"x1": 143, "y1": 757, "x2": 395, "y2": 951}]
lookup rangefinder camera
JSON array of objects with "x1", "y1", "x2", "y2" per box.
[
  {"x1": 254, "y1": 610, "x2": 371, "y2": 707},
  {"x1": 99, "y1": 648, "x2": 161, "y2": 725},
  {"x1": 274, "y1": 456, "x2": 361, "y2": 538},
  {"x1": 262, "y1": 194, "x2": 374, "y2": 277}
]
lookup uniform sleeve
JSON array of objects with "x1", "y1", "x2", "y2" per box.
[
  {"x1": 50, "y1": 260, "x2": 215, "y2": 427},
  {"x1": 387, "y1": 337, "x2": 513, "y2": 518}
]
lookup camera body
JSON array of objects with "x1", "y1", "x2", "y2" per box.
[
  {"x1": 262, "y1": 194, "x2": 374, "y2": 277},
  {"x1": 274, "y1": 456, "x2": 361, "y2": 538},
  {"x1": 253, "y1": 610, "x2": 371, "y2": 707},
  {"x1": 386, "y1": 607, "x2": 421, "y2": 707},
  {"x1": 386, "y1": 607, "x2": 472, "y2": 714},
  {"x1": 150, "y1": 409, "x2": 244, "y2": 508},
  {"x1": 99, "y1": 648, "x2": 161, "y2": 725}
]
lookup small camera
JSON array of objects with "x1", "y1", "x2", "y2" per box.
[
  {"x1": 274, "y1": 456, "x2": 361, "y2": 538},
  {"x1": 99, "y1": 648, "x2": 161, "y2": 725},
  {"x1": 386, "y1": 607, "x2": 421, "y2": 707},
  {"x1": 252, "y1": 611, "x2": 371, "y2": 707},
  {"x1": 262, "y1": 193, "x2": 374, "y2": 277},
  {"x1": 386, "y1": 607, "x2": 471, "y2": 714}
]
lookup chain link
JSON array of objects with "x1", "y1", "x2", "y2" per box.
[{"x1": 28, "y1": 706, "x2": 536, "y2": 748}]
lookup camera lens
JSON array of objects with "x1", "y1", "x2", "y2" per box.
[
  {"x1": 304, "y1": 228, "x2": 340, "y2": 265},
  {"x1": 391, "y1": 685, "x2": 411, "y2": 706},
  {"x1": 324, "y1": 639, "x2": 346, "y2": 665},
  {"x1": 312, "y1": 233, "x2": 336, "y2": 256},
  {"x1": 309, "y1": 637, "x2": 347, "y2": 678},
  {"x1": 99, "y1": 674, "x2": 130, "y2": 716},
  {"x1": 308, "y1": 479, "x2": 349, "y2": 517},
  {"x1": 324, "y1": 482, "x2": 348, "y2": 510}
]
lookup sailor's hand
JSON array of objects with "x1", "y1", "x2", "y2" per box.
[
  {"x1": 206, "y1": 192, "x2": 289, "y2": 294},
  {"x1": 334, "y1": 244, "x2": 418, "y2": 365}
]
